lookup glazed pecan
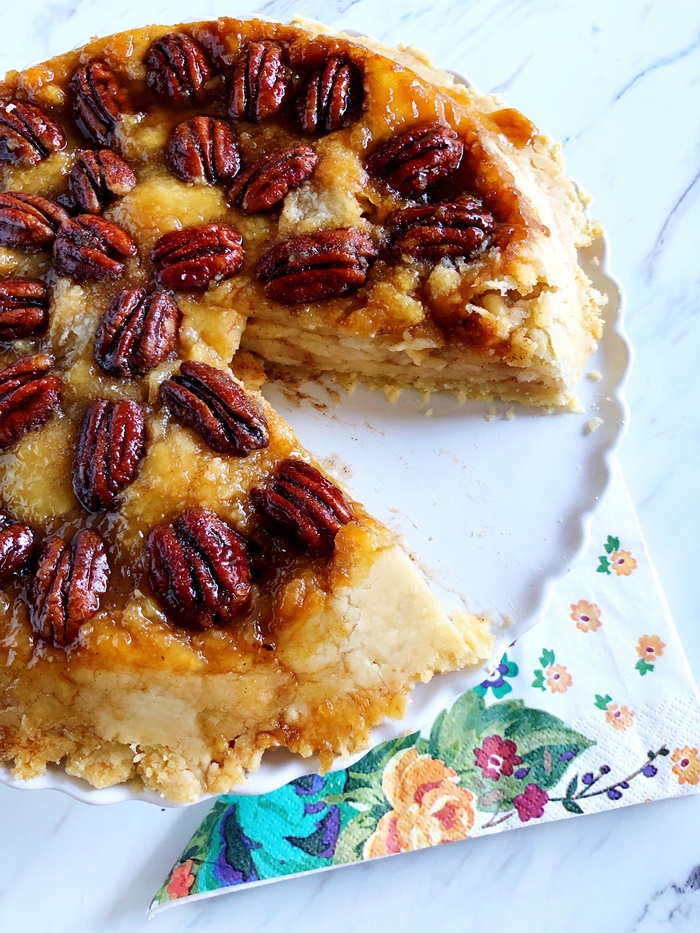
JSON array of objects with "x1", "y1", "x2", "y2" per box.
[
  {"x1": 93, "y1": 286, "x2": 179, "y2": 378},
  {"x1": 151, "y1": 223, "x2": 244, "y2": 290},
  {"x1": 73, "y1": 398, "x2": 146, "y2": 512},
  {"x1": 166, "y1": 116, "x2": 240, "y2": 185},
  {"x1": 229, "y1": 145, "x2": 318, "y2": 214},
  {"x1": 29, "y1": 529, "x2": 109, "y2": 647},
  {"x1": 68, "y1": 149, "x2": 137, "y2": 214},
  {"x1": 228, "y1": 40, "x2": 287, "y2": 122},
  {"x1": 387, "y1": 196, "x2": 495, "y2": 260},
  {"x1": 0, "y1": 99, "x2": 66, "y2": 166},
  {"x1": 145, "y1": 32, "x2": 212, "y2": 106},
  {"x1": 256, "y1": 228, "x2": 377, "y2": 304},
  {"x1": 366, "y1": 122, "x2": 464, "y2": 199},
  {"x1": 0, "y1": 279, "x2": 49, "y2": 341},
  {"x1": 144, "y1": 508, "x2": 251, "y2": 629},
  {"x1": 160, "y1": 360, "x2": 269, "y2": 457},
  {"x1": 0, "y1": 509, "x2": 35, "y2": 582},
  {"x1": 70, "y1": 61, "x2": 131, "y2": 147},
  {"x1": 0, "y1": 354, "x2": 60, "y2": 448},
  {"x1": 296, "y1": 57, "x2": 363, "y2": 134},
  {"x1": 53, "y1": 214, "x2": 137, "y2": 281},
  {"x1": 251, "y1": 459, "x2": 355, "y2": 556},
  {"x1": 0, "y1": 192, "x2": 69, "y2": 251}
]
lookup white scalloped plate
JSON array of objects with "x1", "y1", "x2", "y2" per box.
[{"x1": 0, "y1": 51, "x2": 631, "y2": 807}]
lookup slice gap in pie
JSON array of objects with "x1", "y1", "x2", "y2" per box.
[{"x1": 0, "y1": 15, "x2": 602, "y2": 802}]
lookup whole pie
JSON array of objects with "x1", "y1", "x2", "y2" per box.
[{"x1": 0, "y1": 17, "x2": 601, "y2": 802}]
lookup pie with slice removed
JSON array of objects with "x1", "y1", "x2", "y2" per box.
[{"x1": 0, "y1": 16, "x2": 601, "y2": 802}]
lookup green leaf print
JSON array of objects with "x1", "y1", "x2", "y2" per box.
[
  {"x1": 327, "y1": 785, "x2": 385, "y2": 809},
  {"x1": 635, "y1": 658, "x2": 654, "y2": 676},
  {"x1": 344, "y1": 732, "x2": 422, "y2": 794},
  {"x1": 222, "y1": 803, "x2": 258, "y2": 882},
  {"x1": 333, "y1": 806, "x2": 389, "y2": 864},
  {"x1": 539, "y1": 648, "x2": 556, "y2": 668},
  {"x1": 531, "y1": 669, "x2": 546, "y2": 691},
  {"x1": 206, "y1": 771, "x2": 352, "y2": 885},
  {"x1": 594, "y1": 694, "x2": 612, "y2": 710},
  {"x1": 427, "y1": 696, "x2": 594, "y2": 813},
  {"x1": 286, "y1": 809, "x2": 341, "y2": 859},
  {"x1": 597, "y1": 556, "x2": 611, "y2": 574},
  {"x1": 428, "y1": 691, "x2": 490, "y2": 773},
  {"x1": 604, "y1": 536, "x2": 620, "y2": 554}
]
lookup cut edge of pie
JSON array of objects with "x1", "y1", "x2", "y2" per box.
[{"x1": 236, "y1": 17, "x2": 606, "y2": 409}]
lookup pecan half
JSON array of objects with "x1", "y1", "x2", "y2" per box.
[
  {"x1": 145, "y1": 32, "x2": 212, "y2": 106},
  {"x1": 73, "y1": 398, "x2": 146, "y2": 512},
  {"x1": 166, "y1": 117, "x2": 240, "y2": 185},
  {"x1": 160, "y1": 360, "x2": 269, "y2": 457},
  {"x1": 387, "y1": 196, "x2": 495, "y2": 260},
  {"x1": 53, "y1": 214, "x2": 137, "y2": 281},
  {"x1": 0, "y1": 99, "x2": 66, "y2": 166},
  {"x1": 296, "y1": 57, "x2": 363, "y2": 134},
  {"x1": 228, "y1": 40, "x2": 287, "y2": 122},
  {"x1": 0, "y1": 279, "x2": 49, "y2": 341},
  {"x1": 144, "y1": 508, "x2": 251, "y2": 629},
  {"x1": 0, "y1": 509, "x2": 35, "y2": 582},
  {"x1": 251, "y1": 459, "x2": 355, "y2": 556},
  {"x1": 68, "y1": 149, "x2": 137, "y2": 214},
  {"x1": 0, "y1": 192, "x2": 69, "y2": 251},
  {"x1": 229, "y1": 145, "x2": 318, "y2": 214},
  {"x1": 0, "y1": 354, "x2": 60, "y2": 448},
  {"x1": 151, "y1": 223, "x2": 244, "y2": 290},
  {"x1": 93, "y1": 286, "x2": 179, "y2": 378},
  {"x1": 256, "y1": 228, "x2": 377, "y2": 304},
  {"x1": 366, "y1": 122, "x2": 464, "y2": 200},
  {"x1": 30, "y1": 529, "x2": 109, "y2": 647},
  {"x1": 70, "y1": 61, "x2": 131, "y2": 147}
]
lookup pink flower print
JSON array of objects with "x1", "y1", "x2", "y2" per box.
[
  {"x1": 473, "y1": 735, "x2": 522, "y2": 781},
  {"x1": 513, "y1": 784, "x2": 549, "y2": 822}
]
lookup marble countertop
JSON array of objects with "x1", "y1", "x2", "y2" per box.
[{"x1": 1, "y1": 0, "x2": 699, "y2": 930}]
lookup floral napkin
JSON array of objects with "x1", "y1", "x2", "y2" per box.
[{"x1": 151, "y1": 464, "x2": 700, "y2": 911}]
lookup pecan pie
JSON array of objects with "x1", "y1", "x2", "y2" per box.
[{"x1": 0, "y1": 15, "x2": 601, "y2": 802}]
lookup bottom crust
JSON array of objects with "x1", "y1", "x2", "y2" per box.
[{"x1": 0, "y1": 543, "x2": 492, "y2": 803}]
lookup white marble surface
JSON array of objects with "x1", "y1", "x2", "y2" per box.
[{"x1": 0, "y1": 0, "x2": 699, "y2": 930}]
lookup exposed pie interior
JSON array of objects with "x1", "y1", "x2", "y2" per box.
[{"x1": 0, "y1": 16, "x2": 601, "y2": 802}]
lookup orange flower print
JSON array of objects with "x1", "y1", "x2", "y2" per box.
[
  {"x1": 604, "y1": 703, "x2": 635, "y2": 731},
  {"x1": 671, "y1": 747, "x2": 700, "y2": 786},
  {"x1": 545, "y1": 664, "x2": 573, "y2": 693},
  {"x1": 363, "y1": 748, "x2": 475, "y2": 859},
  {"x1": 570, "y1": 600, "x2": 602, "y2": 632},
  {"x1": 609, "y1": 550, "x2": 637, "y2": 576},
  {"x1": 165, "y1": 859, "x2": 195, "y2": 899},
  {"x1": 636, "y1": 635, "x2": 666, "y2": 662}
]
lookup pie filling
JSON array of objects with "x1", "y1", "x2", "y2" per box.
[{"x1": 0, "y1": 16, "x2": 600, "y2": 801}]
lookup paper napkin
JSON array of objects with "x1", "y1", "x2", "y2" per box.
[{"x1": 151, "y1": 463, "x2": 700, "y2": 910}]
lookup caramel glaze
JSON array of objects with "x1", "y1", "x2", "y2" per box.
[{"x1": 0, "y1": 17, "x2": 538, "y2": 676}]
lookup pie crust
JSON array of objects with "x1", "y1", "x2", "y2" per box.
[{"x1": 0, "y1": 16, "x2": 601, "y2": 801}]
